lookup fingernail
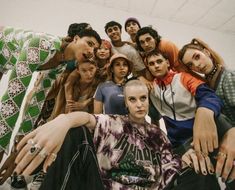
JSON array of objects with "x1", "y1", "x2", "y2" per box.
[
  {"x1": 189, "y1": 163, "x2": 193, "y2": 168},
  {"x1": 227, "y1": 179, "x2": 234, "y2": 183},
  {"x1": 13, "y1": 171, "x2": 17, "y2": 176},
  {"x1": 216, "y1": 173, "x2": 220, "y2": 178},
  {"x1": 202, "y1": 170, "x2": 207, "y2": 175},
  {"x1": 209, "y1": 169, "x2": 214, "y2": 174}
]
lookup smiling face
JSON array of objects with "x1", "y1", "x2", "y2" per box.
[
  {"x1": 146, "y1": 53, "x2": 170, "y2": 79},
  {"x1": 182, "y1": 48, "x2": 214, "y2": 75},
  {"x1": 106, "y1": 25, "x2": 122, "y2": 42},
  {"x1": 124, "y1": 81, "x2": 149, "y2": 123},
  {"x1": 138, "y1": 33, "x2": 156, "y2": 53},
  {"x1": 96, "y1": 44, "x2": 111, "y2": 60},
  {"x1": 73, "y1": 36, "x2": 100, "y2": 62}
]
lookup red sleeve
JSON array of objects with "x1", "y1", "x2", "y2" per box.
[{"x1": 180, "y1": 72, "x2": 204, "y2": 96}]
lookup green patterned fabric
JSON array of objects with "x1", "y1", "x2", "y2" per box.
[
  {"x1": 0, "y1": 26, "x2": 62, "y2": 152},
  {"x1": 215, "y1": 69, "x2": 235, "y2": 125}
]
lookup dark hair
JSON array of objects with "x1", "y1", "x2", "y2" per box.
[
  {"x1": 145, "y1": 50, "x2": 169, "y2": 64},
  {"x1": 124, "y1": 17, "x2": 141, "y2": 31},
  {"x1": 77, "y1": 29, "x2": 102, "y2": 46},
  {"x1": 136, "y1": 26, "x2": 161, "y2": 52},
  {"x1": 67, "y1": 23, "x2": 91, "y2": 38},
  {"x1": 104, "y1": 21, "x2": 122, "y2": 34}
]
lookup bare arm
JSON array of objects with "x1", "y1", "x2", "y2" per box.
[
  {"x1": 15, "y1": 111, "x2": 96, "y2": 175},
  {"x1": 64, "y1": 70, "x2": 80, "y2": 101},
  {"x1": 94, "y1": 99, "x2": 103, "y2": 114}
]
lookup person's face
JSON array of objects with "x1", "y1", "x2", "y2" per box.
[
  {"x1": 182, "y1": 48, "x2": 214, "y2": 75},
  {"x1": 146, "y1": 54, "x2": 170, "y2": 79},
  {"x1": 106, "y1": 25, "x2": 121, "y2": 42},
  {"x1": 77, "y1": 62, "x2": 97, "y2": 84},
  {"x1": 125, "y1": 86, "x2": 149, "y2": 122},
  {"x1": 138, "y1": 33, "x2": 156, "y2": 53},
  {"x1": 126, "y1": 21, "x2": 140, "y2": 36},
  {"x1": 96, "y1": 45, "x2": 111, "y2": 60},
  {"x1": 112, "y1": 58, "x2": 129, "y2": 79},
  {"x1": 73, "y1": 36, "x2": 100, "y2": 62}
]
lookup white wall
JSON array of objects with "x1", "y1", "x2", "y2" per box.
[{"x1": 1, "y1": 0, "x2": 235, "y2": 94}]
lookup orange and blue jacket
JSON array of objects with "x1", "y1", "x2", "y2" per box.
[{"x1": 150, "y1": 71, "x2": 222, "y2": 148}]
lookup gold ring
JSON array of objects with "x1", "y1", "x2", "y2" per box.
[
  {"x1": 39, "y1": 150, "x2": 48, "y2": 159},
  {"x1": 50, "y1": 153, "x2": 57, "y2": 162},
  {"x1": 218, "y1": 151, "x2": 227, "y2": 158}
]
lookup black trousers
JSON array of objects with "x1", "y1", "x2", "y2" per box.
[{"x1": 40, "y1": 127, "x2": 104, "y2": 190}]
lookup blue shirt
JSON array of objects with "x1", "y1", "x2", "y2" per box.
[{"x1": 94, "y1": 81, "x2": 128, "y2": 115}]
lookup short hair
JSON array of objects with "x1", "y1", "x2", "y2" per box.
[
  {"x1": 124, "y1": 17, "x2": 141, "y2": 31},
  {"x1": 77, "y1": 29, "x2": 102, "y2": 46},
  {"x1": 124, "y1": 79, "x2": 148, "y2": 98},
  {"x1": 104, "y1": 21, "x2": 122, "y2": 34},
  {"x1": 145, "y1": 50, "x2": 169, "y2": 64},
  {"x1": 67, "y1": 23, "x2": 91, "y2": 38},
  {"x1": 136, "y1": 26, "x2": 161, "y2": 52}
]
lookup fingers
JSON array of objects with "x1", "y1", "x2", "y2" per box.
[
  {"x1": 213, "y1": 135, "x2": 218, "y2": 149},
  {"x1": 216, "y1": 151, "x2": 227, "y2": 179},
  {"x1": 188, "y1": 150, "x2": 200, "y2": 173},
  {"x1": 227, "y1": 167, "x2": 235, "y2": 183},
  {"x1": 22, "y1": 148, "x2": 48, "y2": 175},
  {"x1": 43, "y1": 146, "x2": 60, "y2": 172},
  {"x1": 216, "y1": 150, "x2": 234, "y2": 182},
  {"x1": 204, "y1": 155, "x2": 214, "y2": 174},
  {"x1": 16, "y1": 130, "x2": 37, "y2": 152}
]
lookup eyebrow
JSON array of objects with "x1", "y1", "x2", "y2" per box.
[{"x1": 192, "y1": 53, "x2": 197, "y2": 60}]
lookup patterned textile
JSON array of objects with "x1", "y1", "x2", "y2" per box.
[
  {"x1": 216, "y1": 69, "x2": 235, "y2": 125},
  {"x1": 0, "y1": 26, "x2": 62, "y2": 152},
  {"x1": 93, "y1": 114, "x2": 181, "y2": 190}
]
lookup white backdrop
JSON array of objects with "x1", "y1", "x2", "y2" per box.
[{"x1": 0, "y1": 0, "x2": 235, "y2": 119}]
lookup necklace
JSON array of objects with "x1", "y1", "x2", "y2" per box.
[{"x1": 205, "y1": 64, "x2": 218, "y2": 80}]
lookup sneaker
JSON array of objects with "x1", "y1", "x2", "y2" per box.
[
  {"x1": 28, "y1": 170, "x2": 45, "y2": 190},
  {"x1": 11, "y1": 173, "x2": 27, "y2": 189}
]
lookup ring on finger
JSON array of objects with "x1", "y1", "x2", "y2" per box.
[
  {"x1": 218, "y1": 151, "x2": 227, "y2": 158},
  {"x1": 50, "y1": 153, "x2": 57, "y2": 162},
  {"x1": 29, "y1": 144, "x2": 41, "y2": 155},
  {"x1": 27, "y1": 139, "x2": 35, "y2": 146},
  {"x1": 39, "y1": 150, "x2": 48, "y2": 160}
]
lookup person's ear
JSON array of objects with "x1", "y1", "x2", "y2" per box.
[{"x1": 73, "y1": 35, "x2": 80, "y2": 42}]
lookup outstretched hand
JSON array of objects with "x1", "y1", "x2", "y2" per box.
[
  {"x1": 193, "y1": 107, "x2": 218, "y2": 156},
  {"x1": 14, "y1": 115, "x2": 70, "y2": 175}
]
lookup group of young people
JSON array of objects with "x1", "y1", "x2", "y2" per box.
[{"x1": 0, "y1": 17, "x2": 234, "y2": 190}]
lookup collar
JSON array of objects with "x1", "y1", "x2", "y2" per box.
[{"x1": 154, "y1": 70, "x2": 176, "y2": 86}]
